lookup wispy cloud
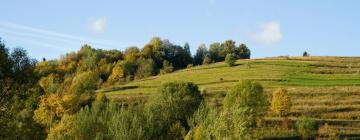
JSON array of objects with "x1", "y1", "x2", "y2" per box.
[
  {"x1": 251, "y1": 21, "x2": 282, "y2": 46},
  {"x1": 91, "y1": 18, "x2": 106, "y2": 33},
  {"x1": 0, "y1": 21, "x2": 133, "y2": 50}
]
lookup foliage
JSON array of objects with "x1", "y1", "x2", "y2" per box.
[
  {"x1": 303, "y1": 51, "x2": 309, "y2": 57},
  {"x1": 225, "y1": 53, "x2": 236, "y2": 66},
  {"x1": 160, "y1": 60, "x2": 174, "y2": 74},
  {"x1": 237, "y1": 43, "x2": 251, "y2": 59},
  {"x1": 223, "y1": 80, "x2": 267, "y2": 127},
  {"x1": 145, "y1": 81, "x2": 203, "y2": 138},
  {"x1": 193, "y1": 44, "x2": 208, "y2": 65},
  {"x1": 209, "y1": 42, "x2": 221, "y2": 62},
  {"x1": 107, "y1": 62, "x2": 124, "y2": 84},
  {"x1": 46, "y1": 115, "x2": 76, "y2": 140},
  {"x1": 202, "y1": 54, "x2": 212, "y2": 65},
  {"x1": 271, "y1": 87, "x2": 292, "y2": 117},
  {"x1": 0, "y1": 40, "x2": 46, "y2": 139},
  {"x1": 136, "y1": 58, "x2": 155, "y2": 79},
  {"x1": 295, "y1": 117, "x2": 318, "y2": 139}
]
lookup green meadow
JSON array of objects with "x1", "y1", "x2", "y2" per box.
[{"x1": 99, "y1": 56, "x2": 360, "y2": 138}]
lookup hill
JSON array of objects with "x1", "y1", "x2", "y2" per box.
[{"x1": 98, "y1": 56, "x2": 360, "y2": 138}]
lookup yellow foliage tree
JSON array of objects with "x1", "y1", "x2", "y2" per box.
[
  {"x1": 33, "y1": 94, "x2": 65, "y2": 126},
  {"x1": 46, "y1": 115, "x2": 76, "y2": 140},
  {"x1": 271, "y1": 88, "x2": 292, "y2": 117},
  {"x1": 107, "y1": 62, "x2": 124, "y2": 84}
]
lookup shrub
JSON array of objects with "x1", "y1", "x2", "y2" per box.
[
  {"x1": 46, "y1": 115, "x2": 76, "y2": 140},
  {"x1": 271, "y1": 88, "x2": 292, "y2": 117},
  {"x1": 160, "y1": 60, "x2": 174, "y2": 74},
  {"x1": 225, "y1": 53, "x2": 236, "y2": 66},
  {"x1": 146, "y1": 81, "x2": 203, "y2": 138},
  {"x1": 295, "y1": 117, "x2": 318, "y2": 139},
  {"x1": 223, "y1": 80, "x2": 266, "y2": 115}
]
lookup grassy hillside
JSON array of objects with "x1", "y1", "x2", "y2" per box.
[{"x1": 98, "y1": 56, "x2": 360, "y2": 137}]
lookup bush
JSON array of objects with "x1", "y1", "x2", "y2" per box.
[
  {"x1": 223, "y1": 80, "x2": 266, "y2": 114},
  {"x1": 160, "y1": 60, "x2": 174, "y2": 74},
  {"x1": 225, "y1": 53, "x2": 236, "y2": 66},
  {"x1": 271, "y1": 88, "x2": 292, "y2": 117},
  {"x1": 295, "y1": 117, "x2": 318, "y2": 139},
  {"x1": 146, "y1": 81, "x2": 203, "y2": 138}
]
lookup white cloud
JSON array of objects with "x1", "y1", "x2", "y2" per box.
[
  {"x1": 251, "y1": 21, "x2": 282, "y2": 45},
  {"x1": 91, "y1": 18, "x2": 106, "y2": 33}
]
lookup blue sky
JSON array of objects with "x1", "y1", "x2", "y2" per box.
[{"x1": 0, "y1": 0, "x2": 359, "y2": 60}]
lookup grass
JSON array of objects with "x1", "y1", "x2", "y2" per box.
[{"x1": 98, "y1": 56, "x2": 360, "y2": 137}]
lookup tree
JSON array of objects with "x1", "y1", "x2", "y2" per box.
[
  {"x1": 271, "y1": 88, "x2": 292, "y2": 117},
  {"x1": 146, "y1": 81, "x2": 203, "y2": 138},
  {"x1": 223, "y1": 80, "x2": 267, "y2": 127},
  {"x1": 220, "y1": 40, "x2": 236, "y2": 59},
  {"x1": 46, "y1": 115, "x2": 76, "y2": 140},
  {"x1": 107, "y1": 62, "x2": 124, "y2": 84},
  {"x1": 0, "y1": 40, "x2": 46, "y2": 139},
  {"x1": 303, "y1": 51, "x2": 309, "y2": 57},
  {"x1": 124, "y1": 46, "x2": 140, "y2": 62},
  {"x1": 136, "y1": 58, "x2": 155, "y2": 79},
  {"x1": 209, "y1": 42, "x2": 221, "y2": 62},
  {"x1": 193, "y1": 44, "x2": 208, "y2": 65},
  {"x1": 202, "y1": 54, "x2": 212, "y2": 65},
  {"x1": 160, "y1": 60, "x2": 174, "y2": 75},
  {"x1": 69, "y1": 71, "x2": 99, "y2": 95},
  {"x1": 295, "y1": 117, "x2": 318, "y2": 139},
  {"x1": 225, "y1": 53, "x2": 236, "y2": 67},
  {"x1": 184, "y1": 42, "x2": 191, "y2": 57},
  {"x1": 237, "y1": 43, "x2": 250, "y2": 59}
]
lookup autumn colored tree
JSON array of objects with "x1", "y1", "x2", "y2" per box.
[
  {"x1": 271, "y1": 88, "x2": 292, "y2": 117},
  {"x1": 107, "y1": 62, "x2": 125, "y2": 84}
]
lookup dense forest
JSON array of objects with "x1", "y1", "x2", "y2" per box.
[{"x1": 0, "y1": 37, "x2": 262, "y2": 140}]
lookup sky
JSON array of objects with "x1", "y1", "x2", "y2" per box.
[{"x1": 0, "y1": 0, "x2": 359, "y2": 60}]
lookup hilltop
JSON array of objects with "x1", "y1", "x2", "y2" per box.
[{"x1": 98, "y1": 56, "x2": 360, "y2": 137}]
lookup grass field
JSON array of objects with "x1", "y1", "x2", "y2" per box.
[{"x1": 98, "y1": 56, "x2": 360, "y2": 138}]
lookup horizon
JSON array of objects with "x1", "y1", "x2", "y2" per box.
[{"x1": 1, "y1": 0, "x2": 359, "y2": 60}]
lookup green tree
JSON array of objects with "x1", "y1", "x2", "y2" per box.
[
  {"x1": 220, "y1": 40, "x2": 236, "y2": 59},
  {"x1": 136, "y1": 58, "x2": 155, "y2": 79},
  {"x1": 223, "y1": 80, "x2": 267, "y2": 127},
  {"x1": 193, "y1": 44, "x2": 208, "y2": 65},
  {"x1": 237, "y1": 43, "x2": 251, "y2": 59},
  {"x1": 146, "y1": 81, "x2": 203, "y2": 138},
  {"x1": 296, "y1": 117, "x2": 318, "y2": 139},
  {"x1": 225, "y1": 53, "x2": 236, "y2": 66},
  {"x1": 0, "y1": 41, "x2": 45, "y2": 139},
  {"x1": 209, "y1": 42, "x2": 221, "y2": 62},
  {"x1": 303, "y1": 51, "x2": 309, "y2": 57}
]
